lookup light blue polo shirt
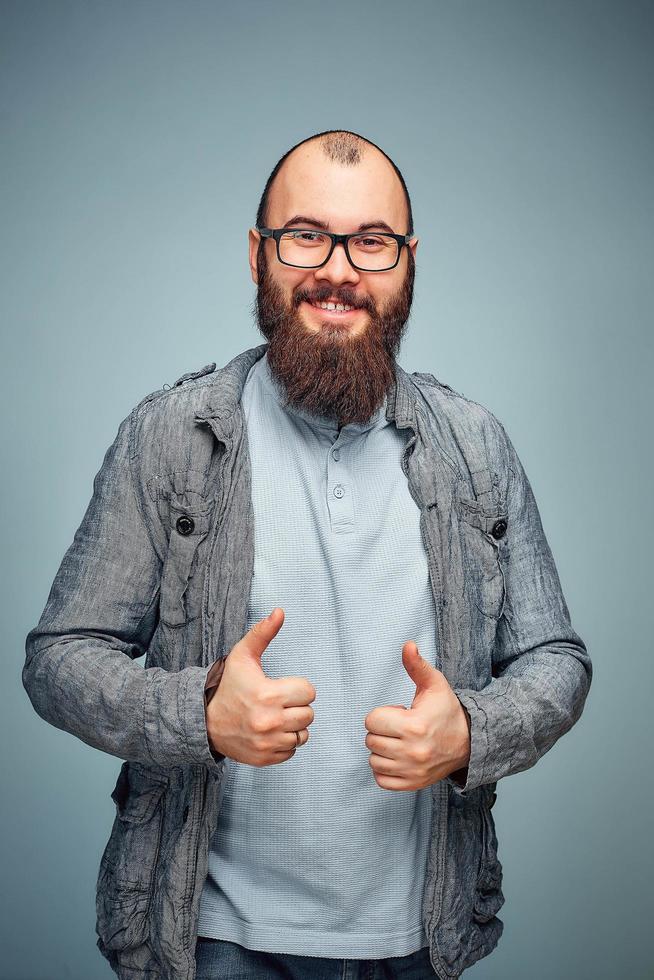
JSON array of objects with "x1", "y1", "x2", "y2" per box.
[{"x1": 197, "y1": 351, "x2": 438, "y2": 958}]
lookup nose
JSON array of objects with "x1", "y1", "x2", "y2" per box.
[{"x1": 313, "y1": 242, "x2": 361, "y2": 288}]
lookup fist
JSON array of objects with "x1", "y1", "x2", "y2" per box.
[{"x1": 206, "y1": 608, "x2": 317, "y2": 767}]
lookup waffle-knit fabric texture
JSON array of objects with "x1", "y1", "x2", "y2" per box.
[{"x1": 197, "y1": 352, "x2": 438, "y2": 957}]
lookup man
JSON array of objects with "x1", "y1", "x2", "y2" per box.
[{"x1": 23, "y1": 130, "x2": 592, "y2": 980}]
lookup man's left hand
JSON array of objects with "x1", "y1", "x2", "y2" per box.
[{"x1": 364, "y1": 642, "x2": 471, "y2": 791}]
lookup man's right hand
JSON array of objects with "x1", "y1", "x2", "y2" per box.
[{"x1": 206, "y1": 608, "x2": 316, "y2": 766}]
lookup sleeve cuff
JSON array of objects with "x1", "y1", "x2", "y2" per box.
[
  {"x1": 447, "y1": 703, "x2": 471, "y2": 790},
  {"x1": 445, "y1": 690, "x2": 486, "y2": 796},
  {"x1": 182, "y1": 664, "x2": 227, "y2": 769}
]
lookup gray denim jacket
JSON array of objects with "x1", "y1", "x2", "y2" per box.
[{"x1": 23, "y1": 343, "x2": 592, "y2": 979}]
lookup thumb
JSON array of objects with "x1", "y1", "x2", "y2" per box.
[
  {"x1": 402, "y1": 640, "x2": 442, "y2": 693},
  {"x1": 238, "y1": 607, "x2": 285, "y2": 665}
]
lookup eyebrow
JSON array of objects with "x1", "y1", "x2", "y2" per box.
[{"x1": 282, "y1": 214, "x2": 396, "y2": 235}]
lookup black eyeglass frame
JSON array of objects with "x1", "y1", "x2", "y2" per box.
[{"x1": 256, "y1": 226, "x2": 415, "y2": 272}]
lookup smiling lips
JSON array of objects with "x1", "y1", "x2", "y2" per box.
[{"x1": 304, "y1": 300, "x2": 363, "y2": 318}]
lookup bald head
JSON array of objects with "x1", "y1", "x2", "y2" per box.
[{"x1": 256, "y1": 129, "x2": 414, "y2": 238}]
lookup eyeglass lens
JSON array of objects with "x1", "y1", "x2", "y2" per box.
[{"x1": 278, "y1": 230, "x2": 399, "y2": 271}]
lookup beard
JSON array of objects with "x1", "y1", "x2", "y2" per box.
[{"x1": 251, "y1": 242, "x2": 415, "y2": 427}]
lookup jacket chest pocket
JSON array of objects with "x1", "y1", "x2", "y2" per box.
[
  {"x1": 96, "y1": 762, "x2": 169, "y2": 952},
  {"x1": 455, "y1": 494, "x2": 508, "y2": 621},
  {"x1": 159, "y1": 501, "x2": 213, "y2": 627}
]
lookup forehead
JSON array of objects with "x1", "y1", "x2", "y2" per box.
[{"x1": 267, "y1": 143, "x2": 407, "y2": 232}]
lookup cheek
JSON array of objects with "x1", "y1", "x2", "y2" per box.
[
  {"x1": 370, "y1": 274, "x2": 402, "y2": 308},
  {"x1": 286, "y1": 274, "x2": 313, "y2": 303}
]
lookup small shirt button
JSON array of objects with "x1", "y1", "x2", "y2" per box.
[
  {"x1": 332, "y1": 449, "x2": 340, "y2": 461},
  {"x1": 491, "y1": 519, "x2": 507, "y2": 539},
  {"x1": 176, "y1": 515, "x2": 195, "y2": 536},
  {"x1": 333, "y1": 484, "x2": 345, "y2": 499}
]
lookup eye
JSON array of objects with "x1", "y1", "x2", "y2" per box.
[
  {"x1": 286, "y1": 231, "x2": 326, "y2": 245},
  {"x1": 353, "y1": 235, "x2": 389, "y2": 249}
]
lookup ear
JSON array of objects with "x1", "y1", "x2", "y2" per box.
[
  {"x1": 408, "y1": 236, "x2": 419, "y2": 260},
  {"x1": 248, "y1": 227, "x2": 261, "y2": 285}
]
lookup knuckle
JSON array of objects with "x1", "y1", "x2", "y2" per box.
[
  {"x1": 405, "y1": 720, "x2": 424, "y2": 739},
  {"x1": 251, "y1": 714, "x2": 271, "y2": 735},
  {"x1": 258, "y1": 688, "x2": 277, "y2": 708}
]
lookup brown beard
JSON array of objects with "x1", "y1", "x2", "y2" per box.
[{"x1": 251, "y1": 241, "x2": 415, "y2": 428}]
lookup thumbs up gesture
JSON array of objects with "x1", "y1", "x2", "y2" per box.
[
  {"x1": 363, "y1": 642, "x2": 472, "y2": 792},
  {"x1": 206, "y1": 608, "x2": 317, "y2": 766}
]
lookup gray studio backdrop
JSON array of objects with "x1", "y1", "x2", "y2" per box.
[{"x1": 2, "y1": 1, "x2": 652, "y2": 978}]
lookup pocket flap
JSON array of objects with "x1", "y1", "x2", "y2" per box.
[{"x1": 456, "y1": 494, "x2": 508, "y2": 536}]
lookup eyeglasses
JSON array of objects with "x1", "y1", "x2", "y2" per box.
[{"x1": 257, "y1": 226, "x2": 414, "y2": 272}]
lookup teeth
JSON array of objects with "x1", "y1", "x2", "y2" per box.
[{"x1": 314, "y1": 302, "x2": 354, "y2": 312}]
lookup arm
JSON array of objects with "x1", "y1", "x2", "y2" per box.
[
  {"x1": 447, "y1": 419, "x2": 592, "y2": 796},
  {"x1": 22, "y1": 406, "x2": 219, "y2": 769}
]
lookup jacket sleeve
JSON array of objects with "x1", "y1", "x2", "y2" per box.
[
  {"x1": 448, "y1": 419, "x2": 593, "y2": 796},
  {"x1": 22, "y1": 405, "x2": 219, "y2": 769}
]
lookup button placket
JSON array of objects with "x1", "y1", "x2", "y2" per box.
[{"x1": 326, "y1": 437, "x2": 355, "y2": 530}]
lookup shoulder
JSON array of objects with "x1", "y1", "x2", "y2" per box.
[
  {"x1": 408, "y1": 368, "x2": 511, "y2": 482},
  {"x1": 170, "y1": 362, "x2": 218, "y2": 388},
  {"x1": 123, "y1": 346, "x2": 267, "y2": 466},
  {"x1": 119, "y1": 361, "x2": 223, "y2": 465},
  {"x1": 410, "y1": 369, "x2": 506, "y2": 440},
  {"x1": 131, "y1": 362, "x2": 218, "y2": 413}
]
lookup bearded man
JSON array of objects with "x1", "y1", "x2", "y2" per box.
[{"x1": 24, "y1": 130, "x2": 592, "y2": 980}]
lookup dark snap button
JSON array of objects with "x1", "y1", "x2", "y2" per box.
[
  {"x1": 176, "y1": 515, "x2": 195, "y2": 536},
  {"x1": 491, "y1": 519, "x2": 507, "y2": 540}
]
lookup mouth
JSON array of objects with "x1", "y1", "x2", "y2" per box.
[{"x1": 302, "y1": 300, "x2": 365, "y2": 321}]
